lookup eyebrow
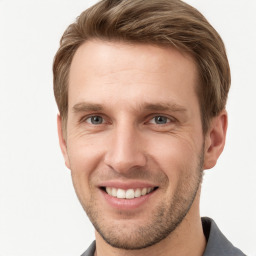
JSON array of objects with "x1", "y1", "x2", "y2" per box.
[
  {"x1": 143, "y1": 103, "x2": 187, "y2": 113},
  {"x1": 72, "y1": 101, "x2": 187, "y2": 114},
  {"x1": 72, "y1": 102, "x2": 103, "y2": 113}
]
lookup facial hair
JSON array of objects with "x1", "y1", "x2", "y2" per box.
[{"x1": 76, "y1": 147, "x2": 204, "y2": 250}]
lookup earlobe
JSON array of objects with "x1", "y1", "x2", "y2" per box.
[
  {"x1": 203, "y1": 110, "x2": 228, "y2": 170},
  {"x1": 57, "y1": 115, "x2": 71, "y2": 170}
]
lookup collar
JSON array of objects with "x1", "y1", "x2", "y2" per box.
[{"x1": 202, "y1": 217, "x2": 245, "y2": 256}]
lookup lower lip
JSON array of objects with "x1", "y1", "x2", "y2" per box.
[{"x1": 100, "y1": 189, "x2": 156, "y2": 210}]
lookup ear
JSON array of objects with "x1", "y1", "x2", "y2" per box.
[
  {"x1": 57, "y1": 115, "x2": 71, "y2": 169},
  {"x1": 203, "y1": 110, "x2": 228, "y2": 170}
]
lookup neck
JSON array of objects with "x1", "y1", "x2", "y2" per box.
[{"x1": 94, "y1": 191, "x2": 206, "y2": 256}]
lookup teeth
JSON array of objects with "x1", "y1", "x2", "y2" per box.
[
  {"x1": 105, "y1": 187, "x2": 155, "y2": 199},
  {"x1": 147, "y1": 187, "x2": 153, "y2": 193},
  {"x1": 126, "y1": 189, "x2": 135, "y2": 199},
  {"x1": 106, "y1": 187, "x2": 112, "y2": 194},
  {"x1": 134, "y1": 188, "x2": 142, "y2": 198},
  {"x1": 112, "y1": 188, "x2": 117, "y2": 197},
  {"x1": 116, "y1": 188, "x2": 126, "y2": 199},
  {"x1": 141, "y1": 188, "x2": 147, "y2": 195}
]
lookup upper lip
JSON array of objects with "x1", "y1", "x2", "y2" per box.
[{"x1": 98, "y1": 180, "x2": 158, "y2": 190}]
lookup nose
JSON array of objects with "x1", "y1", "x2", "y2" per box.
[{"x1": 104, "y1": 123, "x2": 147, "y2": 174}]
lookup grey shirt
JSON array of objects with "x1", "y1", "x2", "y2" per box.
[{"x1": 81, "y1": 217, "x2": 245, "y2": 256}]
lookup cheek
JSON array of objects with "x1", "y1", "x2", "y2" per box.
[
  {"x1": 67, "y1": 134, "x2": 106, "y2": 173},
  {"x1": 67, "y1": 136, "x2": 107, "y2": 201},
  {"x1": 146, "y1": 134, "x2": 201, "y2": 179}
]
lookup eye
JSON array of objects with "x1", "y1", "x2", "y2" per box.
[
  {"x1": 86, "y1": 115, "x2": 104, "y2": 125},
  {"x1": 149, "y1": 116, "x2": 171, "y2": 125}
]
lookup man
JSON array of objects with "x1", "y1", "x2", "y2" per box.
[{"x1": 53, "y1": 0, "x2": 246, "y2": 255}]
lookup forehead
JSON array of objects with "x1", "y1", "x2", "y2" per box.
[{"x1": 68, "y1": 40, "x2": 199, "y2": 111}]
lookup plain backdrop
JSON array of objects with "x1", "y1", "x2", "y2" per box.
[{"x1": 0, "y1": 0, "x2": 255, "y2": 255}]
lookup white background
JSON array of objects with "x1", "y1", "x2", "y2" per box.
[{"x1": 0, "y1": 0, "x2": 255, "y2": 255}]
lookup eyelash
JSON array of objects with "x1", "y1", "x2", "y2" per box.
[
  {"x1": 79, "y1": 115, "x2": 107, "y2": 125},
  {"x1": 79, "y1": 114, "x2": 176, "y2": 126},
  {"x1": 148, "y1": 115, "x2": 173, "y2": 125}
]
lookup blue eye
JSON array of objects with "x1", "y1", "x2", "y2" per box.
[
  {"x1": 87, "y1": 116, "x2": 104, "y2": 124},
  {"x1": 150, "y1": 116, "x2": 170, "y2": 124}
]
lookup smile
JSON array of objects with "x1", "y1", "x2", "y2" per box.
[{"x1": 104, "y1": 187, "x2": 156, "y2": 199}]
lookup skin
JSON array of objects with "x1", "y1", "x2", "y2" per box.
[{"x1": 58, "y1": 40, "x2": 227, "y2": 256}]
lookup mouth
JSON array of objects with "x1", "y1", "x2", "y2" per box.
[{"x1": 100, "y1": 186, "x2": 158, "y2": 199}]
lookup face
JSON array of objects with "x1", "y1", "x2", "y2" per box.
[{"x1": 60, "y1": 40, "x2": 206, "y2": 249}]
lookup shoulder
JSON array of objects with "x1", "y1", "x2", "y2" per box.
[
  {"x1": 81, "y1": 241, "x2": 96, "y2": 256},
  {"x1": 202, "y1": 217, "x2": 246, "y2": 256}
]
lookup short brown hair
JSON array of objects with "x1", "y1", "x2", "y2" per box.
[{"x1": 53, "y1": 0, "x2": 230, "y2": 134}]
